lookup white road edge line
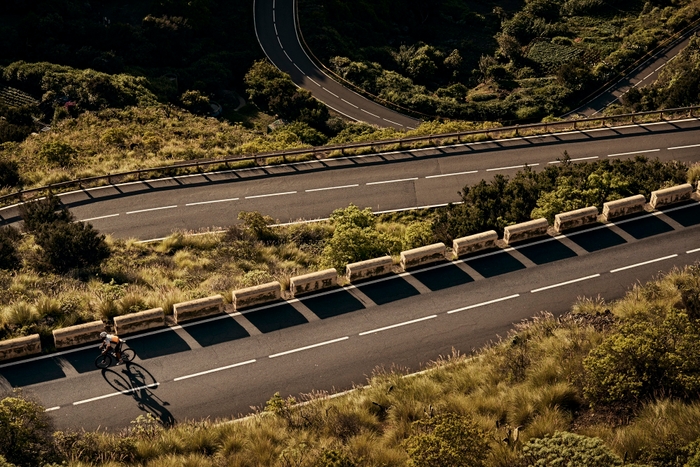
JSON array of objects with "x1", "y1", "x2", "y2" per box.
[
  {"x1": 548, "y1": 156, "x2": 599, "y2": 164},
  {"x1": 668, "y1": 143, "x2": 700, "y2": 150},
  {"x1": 305, "y1": 184, "x2": 359, "y2": 192},
  {"x1": 447, "y1": 294, "x2": 520, "y2": 314},
  {"x1": 607, "y1": 149, "x2": 660, "y2": 157},
  {"x1": 126, "y1": 205, "x2": 177, "y2": 214},
  {"x1": 80, "y1": 213, "x2": 120, "y2": 222},
  {"x1": 307, "y1": 77, "x2": 321, "y2": 86},
  {"x1": 687, "y1": 248, "x2": 700, "y2": 254},
  {"x1": 186, "y1": 198, "x2": 239, "y2": 206},
  {"x1": 322, "y1": 87, "x2": 339, "y2": 98},
  {"x1": 366, "y1": 178, "x2": 418, "y2": 185},
  {"x1": 269, "y1": 337, "x2": 349, "y2": 358},
  {"x1": 531, "y1": 274, "x2": 601, "y2": 293},
  {"x1": 359, "y1": 315, "x2": 437, "y2": 336},
  {"x1": 174, "y1": 359, "x2": 257, "y2": 381},
  {"x1": 383, "y1": 118, "x2": 402, "y2": 126},
  {"x1": 486, "y1": 163, "x2": 539, "y2": 172},
  {"x1": 361, "y1": 109, "x2": 380, "y2": 118},
  {"x1": 245, "y1": 191, "x2": 297, "y2": 199},
  {"x1": 425, "y1": 170, "x2": 478, "y2": 179},
  {"x1": 341, "y1": 98, "x2": 358, "y2": 108},
  {"x1": 73, "y1": 383, "x2": 160, "y2": 405},
  {"x1": 610, "y1": 254, "x2": 678, "y2": 273},
  {"x1": 45, "y1": 406, "x2": 60, "y2": 412}
]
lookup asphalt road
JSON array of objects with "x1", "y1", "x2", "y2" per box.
[
  {"x1": 2, "y1": 116, "x2": 699, "y2": 240},
  {"x1": 253, "y1": 0, "x2": 421, "y2": 129},
  {"x1": 2, "y1": 206, "x2": 699, "y2": 431}
]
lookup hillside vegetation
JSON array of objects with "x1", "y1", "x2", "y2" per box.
[{"x1": 3, "y1": 265, "x2": 700, "y2": 466}]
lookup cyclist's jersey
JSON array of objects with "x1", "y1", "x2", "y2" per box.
[{"x1": 103, "y1": 334, "x2": 120, "y2": 346}]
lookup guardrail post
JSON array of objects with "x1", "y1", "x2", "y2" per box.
[
  {"x1": 573, "y1": 120, "x2": 577, "y2": 129},
  {"x1": 515, "y1": 125, "x2": 519, "y2": 136},
  {"x1": 631, "y1": 114, "x2": 635, "y2": 124}
]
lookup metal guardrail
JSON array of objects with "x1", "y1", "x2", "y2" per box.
[{"x1": 1, "y1": 105, "x2": 699, "y2": 206}]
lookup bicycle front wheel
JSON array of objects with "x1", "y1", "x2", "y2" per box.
[
  {"x1": 95, "y1": 354, "x2": 113, "y2": 369},
  {"x1": 121, "y1": 349, "x2": 135, "y2": 363}
]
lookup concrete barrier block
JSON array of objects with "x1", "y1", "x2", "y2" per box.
[
  {"x1": 53, "y1": 320, "x2": 105, "y2": 349},
  {"x1": 233, "y1": 282, "x2": 281, "y2": 310},
  {"x1": 650, "y1": 184, "x2": 693, "y2": 209},
  {"x1": 0, "y1": 334, "x2": 41, "y2": 361},
  {"x1": 602, "y1": 195, "x2": 646, "y2": 221},
  {"x1": 114, "y1": 308, "x2": 165, "y2": 335},
  {"x1": 452, "y1": 231, "x2": 498, "y2": 258},
  {"x1": 173, "y1": 295, "x2": 224, "y2": 324},
  {"x1": 400, "y1": 243, "x2": 446, "y2": 270},
  {"x1": 503, "y1": 218, "x2": 549, "y2": 245},
  {"x1": 346, "y1": 256, "x2": 393, "y2": 282},
  {"x1": 554, "y1": 206, "x2": 599, "y2": 233},
  {"x1": 290, "y1": 269, "x2": 337, "y2": 297}
]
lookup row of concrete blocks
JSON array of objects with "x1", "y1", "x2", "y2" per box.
[{"x1": 1, "y1": 184, "x2": 695, "y2": 361}]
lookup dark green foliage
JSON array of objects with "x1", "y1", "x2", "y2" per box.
[
  {"x1": 238, "y1": 211, "x2": 279, "y2": 244},
  {"x1": 315, "y1": 449, "x2": 356, "y2": 467},
  {"x1": 432, "y1": 158, "x2": 688, "y2": 241},
  {"x1": 0, "y1": 159, "x2": 21, "y2": 188},
  {"x1": 179, "y1": 90, "x2": 211, "y2": 115},
  {"x1": 0, "y1": 226, "x2": 21, "y2": 271},
  {"x1": 520, "y1": 431, "x2": 623, "y2": 467},
  {"x1": 34, "y1": 221, "x2": 111, "y2": 274},
  {"x1": 245, "y1": 60, "x2": 329, "y2": 129},
  {"x1": 18, "y1": 194, "x2": 74, "y2": 234},
  {"x1": 0, "y1": 391, "x2": 59, "y2": 467},
  {"x1": 404, "y1": 412, "x2": 489, "y2": 467},
  {"x1": 19, "y1": 195, "x2": 109, "y2": 273}
]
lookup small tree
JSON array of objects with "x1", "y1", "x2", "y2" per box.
[
  {"x1": 404, "y1": 413, "x2": 489, "y2": 467},
  {"x1": 0, "y1": 159, "x2": 21, "y2": 188},
  {"x1": 34, "y1": 221, "x2": 110, "y2": 273},
  {"x1": 0, "y1": 391, "x2": 58, "y2": 467},
  {"x1": 0, "y1": 226, "x2": 21, "y2": 270},
  {"x1": 19, "y1": 194, "x2": 74, "y2": 234}
]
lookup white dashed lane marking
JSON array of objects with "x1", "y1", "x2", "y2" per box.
[
  {"x1": 366, "y1": 178, "x2": 418, "y2": 185},
  {"x1": 607, "y1": 149, "x2": 660, "y2": 157},
  {"x1": 186, "y1": 198, "x2": 239, "y2": 206},
  {"x1": 358, "y1": 315, "x2": 437, "y2": 336},
  {"x1": 245, "y1": 191, "x2": 297, "y2": 199},
  {"x1": 610, "y1": 254, "x2": 678, "y2": 273},
  {"x1": 447, "y1": 294, "x2": 521, "y2": 314},
  {"x1": 126, "y1": 206, "x2": 177, "y2": 215},
  {"x1": 530, "y1": 274, "x2": 601, "y2": 293},
  {"x1": 174, "y1": 359, "x2": 256, "y2": 381},
  {"x1": 269, "y1": 337, "x2": 349, "y2": 358},
  {"x1": 305, "y1": 184, "x2": 359, "y2": 192}
]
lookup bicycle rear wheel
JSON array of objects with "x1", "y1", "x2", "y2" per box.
[
  {"x1": 121, "y1": 349, "x2": 135, "y2": 363},
  {"x1": 95, "y1": 354, "x2": 113, "y2": 369}
]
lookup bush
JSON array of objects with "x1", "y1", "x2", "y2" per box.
[
  {"x1": 0, "y1": 226, "x2": 21, "y2": 270},
  {"x1": 0, "y1": 391, "x2": 58, "y2": 467},
  {"x1": 38, "y1": 141, "x2": 76, "y2": 167},
  {"x1": 520, "y1": 431, "x2": 623, "y2": 467},
  {"x1": 18, "y1": 194, "x2": 73, "y2": 234},
  {"x1": 0, "y1": 159, "x2": 21, "y2": 188},
  {"x1": 404, "y1": 412, "x2": 490, "y2": 467},
  {"x1": 34, "y1": 221, "x2": 111, "y2": 274}
]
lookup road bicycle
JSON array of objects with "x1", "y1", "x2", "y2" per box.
[{"x1": 95, "y1": 342, "x2": 135, "y2": 369}]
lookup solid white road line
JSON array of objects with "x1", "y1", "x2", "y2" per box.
[
  {"x1": 307, "y1": 77, "x2": 320, "y2": 86},
  {"x1": 174, "y1": 359, "x2": 256, "y2": 381},
  {"x1": 284, "y1": 50, "x2": 292, "y2": 62},
  {"x1": 245, "y1": 191, "x2": 297, "y2": 199},
  {"x1": 366, "y1": 177, "x2": 418, "y2": 185},
  {"x1": 361, "y1": 108, "x2": 380, "y2": 118},
  {"x1": 610, "y1": 254, "x2": 678, "y2": 273},
  {"x1": 668, "y1": 143, "x2": 700, "y2": 150},
  {"x1": 687, "y1": 247, "x2": 700, "y2": 254},
  {"x1": 341, "y1": 98, "x2": 358, "y2": 108},
  {"x1": 531, "y1": 274, "x2": 601, "y2": 293},
  {"x1": 80, "y1": 213, "x2": 120, "y2": 222},
  {"x1": 383, "y1": 118, "x2": 402, "y2": 126},
  {"x1": 359, "y1": 315, "x2": 437, "y2": 336},
  {"x1": 425, "y1": 170, "x2": 478, "y2": 179},
  {"x1": 486, "y1": 163, "x2": 539, "y2": 172},
  {"x1": 305, "y1": 184, "x2": 359, "y2": 192},
  {"x1": 607, "y1": 149, "x2": 660, "y2": 157},
  {"x1": 447, "y1": 294, "x2": 520, "y2": 314},
  {"x1": 323, "y1": 87, "x2": 339, "y2": 98},
  {"x1": 186, "y1": 198, "x2": 239, "y2": 206},
  {"x1": 269, "y1": 337, "x2": 349, "y2": 358},
  {"x1": 126, "y1": 205, "x2": 177, "y2": 214},
  {"x1": 548, "y1": 156, "x2": 599, "y2": 164},
  {"x1": 73, "y1": 383, "x2": 160, "y2": 405}
]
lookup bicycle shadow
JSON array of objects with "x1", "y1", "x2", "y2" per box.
[{"x1": 101, "y1": 362, "x2": 175, "y2": 427}]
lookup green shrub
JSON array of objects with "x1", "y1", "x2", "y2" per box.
[
  {"x1": 0, "y1": 159, "x2": 21, "y2": 188},
  {"x1": 38, "y1": 141, "x2": 76, "y2": 167},
  {"x1": 404, "y1": 412, "x2": 490, "y2": 467},
  {"x1": 0, "y1": 226, "x2": 21, "y2": 270},
  {"x1": 0, "y1": 391, "x2": 58, "y2": 467},
  {"x1": 18, "y1": 194, "x2": 74, "y2": 234},
  {"x1": 520, "y1": 431, "x2": 623, "y2": 467},
  {"x1": 34, "y1": 220, "x2": 111, "y2": 274}
]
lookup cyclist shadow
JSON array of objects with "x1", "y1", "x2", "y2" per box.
[{"x1": 101, "y1": 362, "x2": 175, "y2": 427}]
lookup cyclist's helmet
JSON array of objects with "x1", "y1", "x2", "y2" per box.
[{"x1": 100, "y1": 331, "x2": 107, "y2": 339}]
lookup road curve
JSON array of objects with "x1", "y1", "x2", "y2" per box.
[
  {"x1": 253, "y1": 0, "x2": 421, "y2": 130},
  {"x1": 568, "y1": 23, "x2": 700, "y2": 117}
]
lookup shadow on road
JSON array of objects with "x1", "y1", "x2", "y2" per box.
[{"x1": 101, "y1": 362, "x2": 175, "y2": 427}]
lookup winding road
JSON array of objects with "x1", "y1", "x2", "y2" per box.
[
  {"x1": 253, "y1": 0, "x2": 420, "y2": 129},
  {"x1": 0, "y1": 118, "x2": 699, "y2": 431}
]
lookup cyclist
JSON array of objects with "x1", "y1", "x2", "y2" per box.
[{"x1": 99, "y1": 331, "x2": 125, "y2": 364}]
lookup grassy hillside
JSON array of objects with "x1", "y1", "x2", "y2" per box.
[{"x1": 4, "y1": 265, "x2": 700, "y2": 466}]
